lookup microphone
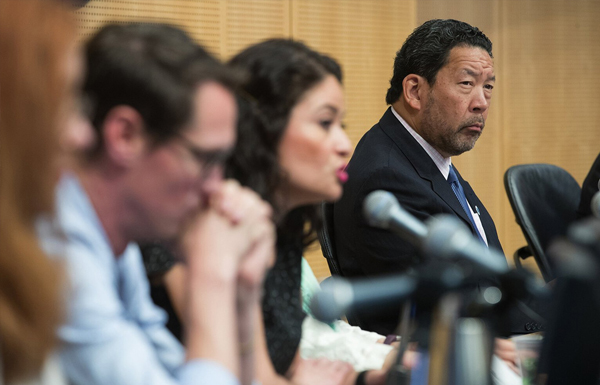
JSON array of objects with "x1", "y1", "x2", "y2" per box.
[
  {"x1": 311, "y1": 191, "x2": 538, "y2": 323},
  {"x1": 363, "y1": 190, "x2": 428, "y2": 246},
  {"x1": 424, "y1": 215, "x2": 509, "y2": 275},
  {"x1": 310, "y1": 275, "x2": 417, "y2": 324},
  {"x1": 363, "y1": 190, "x2": 509, "y2": 275}
]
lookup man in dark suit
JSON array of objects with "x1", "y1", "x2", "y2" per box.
[{"x1": 334, "y1": 19, "x2": 539, "y2": 344}]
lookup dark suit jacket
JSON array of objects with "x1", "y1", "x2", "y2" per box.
[
  {"x1": 576, "y1": 151, "x2": 600, "y2": 219},
  {"x1": 333, "y1": 108, "x2": 540, "y2": 335}
]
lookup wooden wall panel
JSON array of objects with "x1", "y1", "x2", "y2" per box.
[
  {"x1": 501, "y1": 0, "x2": 600, "y2": 267},
  {"x1": 76, "y1": 0, "x2": 290, "y2": 60},
  {"x1": 222, "y1": 0, "x2": 290, "y2": 59},
  {"x1": 75, "y1": 0, "x2": 223, "y2": 56},
  {"x1": 291, "y1": 0, "x2": 417, "y2": 279}
]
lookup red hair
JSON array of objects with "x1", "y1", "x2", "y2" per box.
[{"x1": 0, "y1": 0, "x2": 75, "y2": 381}]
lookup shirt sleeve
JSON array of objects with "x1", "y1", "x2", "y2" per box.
[
  {"x1": 57, "y1": 242, "x2": 240, "y2": 385},
  {"x1": 177, "y1": 360, "x2": 240, "y2": 385},
  {"x1": 299, "y1": 257, "x2": 322, "y2": 318}
]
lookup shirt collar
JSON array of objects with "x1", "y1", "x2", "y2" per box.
[{"x1": 390, "y1": 106, "x2": 452, "y2": 180}]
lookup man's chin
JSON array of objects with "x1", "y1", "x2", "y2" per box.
[
  {"x1": 457, "y1": 133, "x2": 480, "y2": 153},
  {"x1": 445, "y1": 141, "x2": 478, "y2": 157}
]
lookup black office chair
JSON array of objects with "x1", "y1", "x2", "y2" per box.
[
  {"x1": 318, "y1": 202, "x2": 365, "y2": 326},
  {"x1": 318, "y1": 201, "x2": 343, "y2": 277},
  {"x1": 504, "y1": 163, "x2": 581, "y2": 282}
]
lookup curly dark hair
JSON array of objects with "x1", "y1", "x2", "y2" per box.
[
  {"x1": 386, "y1": 19, "x2": 493, "y2": 105},
  {"x1": 227, "y1": 39, "x2": 342, "y2": 248}
]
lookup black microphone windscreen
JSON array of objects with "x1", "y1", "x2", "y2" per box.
[
  {"x1": 310, "y1": 278, "x2": 353, "y2": 324},
  {"x1": 363, "y1": 190, "x2": 397, "y2": 228},
  {"x1": 424, "y1": 215, "x2": 509, "y2": 274}
]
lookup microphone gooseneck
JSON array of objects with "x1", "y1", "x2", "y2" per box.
[{"x1": 310, "y1": 275, "x2": 417, "y2": 323}]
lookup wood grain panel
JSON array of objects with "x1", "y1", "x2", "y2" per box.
[
  {"x1": 501, "y1": 0, "x2": 600, "y2": 269},
  {"x1": 75, "y1": 0, "x2": 223, "y2": 55},
  {"x1": 222, "y1": 0, "x2": 290, "y2": 59},
  {"x1": 76, "y1": 0, "x2": 291, "y2": 60}
]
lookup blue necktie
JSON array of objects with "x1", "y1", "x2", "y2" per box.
[{"x1": 447, "y1": 166, "x2": 485, "y2": 244}]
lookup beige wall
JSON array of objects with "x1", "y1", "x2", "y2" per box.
[{"x1": 75, "y1": 0, "x2": 600, "y2": 279}]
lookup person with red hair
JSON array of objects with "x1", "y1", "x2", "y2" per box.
[{"x1": 0, "y1": 0, "x2": 93, "y2": 383}]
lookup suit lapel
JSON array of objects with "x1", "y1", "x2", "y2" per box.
[{"x1": 378, "y1": 108, "x2": 472, "y2": 227}]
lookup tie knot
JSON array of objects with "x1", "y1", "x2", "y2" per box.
[{"x1": 447, "y1": 166, "x2": 459, "y2": 185}]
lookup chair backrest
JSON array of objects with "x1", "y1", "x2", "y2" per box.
[
  {"x1": 319, "y1": 202, "x2": 366, "y2": 327},
  {"x1": 504, "y1": 163, "x2": 581, "y2": 282},
  {"x1": 318, "y1": 202, "x2": 343, "y2": 276}
]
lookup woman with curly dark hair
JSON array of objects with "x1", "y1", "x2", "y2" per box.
[{"x1": 226, "y1": 39, "x2": 353, "y2": 385}]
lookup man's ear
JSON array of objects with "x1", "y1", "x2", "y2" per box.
[
  {"x1": 101, "y1": 106, "x2": 148, "y2": 166},
  {"x1": 402, "y1": 74, "x2": 428, "y2": 111}
]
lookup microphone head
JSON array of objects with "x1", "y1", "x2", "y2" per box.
[
  {"x1": 363, "y1": 190, "x2": 399, "y2": 229},
  {"x1": 309, "y1": 278, "x2": 354, "y2": 324},
  {"x1": 592, "y1": 191, "x2": 600, "y2": 219},
  {"x1": 424, "y1": 214, "x2": 508, "y2": 274},
  {"x1": 423, "y1": 215, "x2": 471, "y2": 259}
]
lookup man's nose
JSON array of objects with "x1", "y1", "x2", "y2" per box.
[
  {"x1": 470, "y1": 88, "x2": 490, "y2": 114},
  {"x1": 198, "y1": 165, "x2": 224, "y2": 195}
]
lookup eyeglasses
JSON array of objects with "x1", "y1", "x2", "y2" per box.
[{"x1": 174, "y1": 133, "x2": 232, "y2": 178}]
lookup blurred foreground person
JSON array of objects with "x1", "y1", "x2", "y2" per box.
[
  {"x1": 0, "y1": 0, "x2": 93, "y2": 383},
  {"x1": 37, "y1": 23, "x2": 275, "y2": 385}
]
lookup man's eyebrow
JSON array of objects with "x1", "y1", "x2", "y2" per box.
[
  {"x1": 462, "y1": 68, "x2": 481, "y2": 77},
  {"x1": 462, "y1": 68, "x2": 495, "y2": 81}
]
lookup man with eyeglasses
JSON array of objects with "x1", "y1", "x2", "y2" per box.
[{"x1": 38, "y1": 23, "x2": 275, "y2": 385}]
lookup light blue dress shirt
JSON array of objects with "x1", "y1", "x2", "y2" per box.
[{"x1": 38, "y1": 174, "x2": 240, "y2": 385}]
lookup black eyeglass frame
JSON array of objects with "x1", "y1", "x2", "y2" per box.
[{"x1": 174, "y1": 133, "x2": 232, "y2": 178}]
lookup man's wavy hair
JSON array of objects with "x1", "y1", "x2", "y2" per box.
[
  {"x1": 386, "y1": 19, "x2": 493, "y2": 105},
  {"x1": 83, "y1": 23, "x2": 239, "y2": 157},
  {"x1": 227, "y1": 39, "x2": 342, "y2": 248}
]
